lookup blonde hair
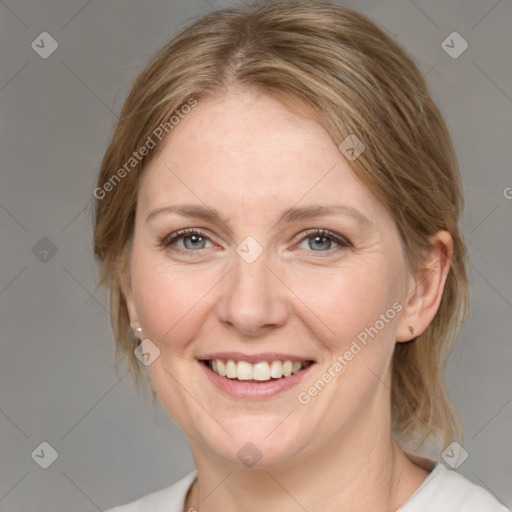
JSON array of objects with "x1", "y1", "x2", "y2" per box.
[{"x1": 93, "y1": 0, "x2": 469, "y2": 451}]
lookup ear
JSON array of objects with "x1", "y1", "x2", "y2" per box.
[
  {"x1": 396, "y1": 230, "x2": 453, "y2": 342},
  {"x1": 120, "y1": 267, "x2": 140, "y2": 332}
]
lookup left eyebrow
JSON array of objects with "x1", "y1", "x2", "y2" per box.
[{"x1": 278, "y1": 204, "x2": 373, "y2": 228}]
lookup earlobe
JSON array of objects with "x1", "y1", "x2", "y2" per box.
[{"x1": 396, "y1": 230, "x2": 453, "y2": 342}]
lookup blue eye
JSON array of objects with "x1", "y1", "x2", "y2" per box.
[
  {"x1": 297, "y1": 229, "x2": 350, "y2": 252},
  {"x1": 162, "y1": 228, "x2": 350, "y2": 255},
  {"x1": 163, "y1": 229, "x2": 212, "y2": 251}
]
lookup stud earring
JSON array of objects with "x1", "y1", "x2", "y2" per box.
[
  {"x1": 131, "y1": 326, "x2": 142, "y2": 338},
  {"x1": 409, "y1": 325, "x2": 415, "y2": 336}
]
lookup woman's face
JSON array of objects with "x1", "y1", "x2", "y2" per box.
[{"x1": 124, "y1": 88, "x2": 415, "y2": 467}]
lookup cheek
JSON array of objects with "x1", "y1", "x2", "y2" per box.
[
  {"x1": 130, "y1": 254, "x2": 220, "y2": 348},
  {"x1": 288, "y1": 261, "x2": 400, "y2": 348}
]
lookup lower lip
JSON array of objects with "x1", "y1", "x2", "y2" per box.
[{"x1": 199, "y1": 360, "x2": 315, "y2": 399}]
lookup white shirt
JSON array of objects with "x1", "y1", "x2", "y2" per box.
[{"x1": 104, "y1": 462, "x2": 509, "y2": 512}]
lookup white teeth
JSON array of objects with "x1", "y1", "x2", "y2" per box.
[
  {"x1": 226, "y1": 359, "x2": 237, "y2": 378},
  {"x1": 217, "y1": 359, "x2": 226, "y2": 377},
  {"x1": 237, "y1": 361, "x2": 253, "y2": 380},
  {"x1": 270, "y1": 360, "x2": 282, "y2": 378},
  {"x1": 208, "y1": 359, "x2": 309, "y2": 381},
  {"x1": 282, "y1": 360, "x2": 293, "y2": 377},
  {"x1": 252, "y1": 362, "x2": 270, "y2": 381}
]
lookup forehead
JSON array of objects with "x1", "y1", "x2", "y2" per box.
[{"x1": 138, "y1": 89, "x2": 388, "y2": 227}]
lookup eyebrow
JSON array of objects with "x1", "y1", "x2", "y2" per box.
[{"x1": 146, "y1": 203, "x2": 372, "y2": 228}]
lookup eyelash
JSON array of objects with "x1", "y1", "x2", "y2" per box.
[{"x1": 161, "y1": 228, "x2": 351, "y2": 256}]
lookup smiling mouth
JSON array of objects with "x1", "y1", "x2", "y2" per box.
[{"x1": 201, "y1": 359, "x2": 315, "y2": 382}]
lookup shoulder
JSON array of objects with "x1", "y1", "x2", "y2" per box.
[
  {"x1": 400, "y1": 462, "x2": 509, "y2": 512},
  {"x1": 104, "y1": 470, "x2": 197, "y2": 512}
]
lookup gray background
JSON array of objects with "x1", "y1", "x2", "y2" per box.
[{"x1": 1, "y1": 0, "x2": 511, "y2": 510}]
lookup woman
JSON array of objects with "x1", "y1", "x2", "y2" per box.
[{"x1": 94, "y1": 1, "x2": 508, "y2": 510}]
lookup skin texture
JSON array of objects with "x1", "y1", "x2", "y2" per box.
[{"x1": 122, "y1": 87, "x2": 453, "y2": 511}]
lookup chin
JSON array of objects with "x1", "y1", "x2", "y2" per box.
[{"x1": 191, "y1": 415, "x2": 313, "y2": 469}]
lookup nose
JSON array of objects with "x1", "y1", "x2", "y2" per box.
[{"x1": 215, "y1": 248, "x2": 289, "y2": 337}]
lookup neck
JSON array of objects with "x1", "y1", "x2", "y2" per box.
[{"x1": 185, "y1": 406, "x2": 430, "y2": 512}]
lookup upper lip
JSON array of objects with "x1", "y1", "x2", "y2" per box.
[{"x1": 199, "y1": 352, "x2": 315, "y2": 364}]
